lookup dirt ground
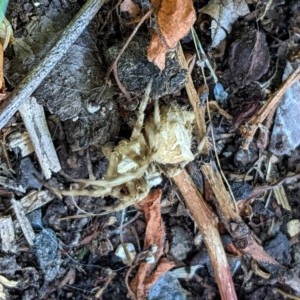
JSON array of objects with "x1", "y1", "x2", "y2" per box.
[{"x1": 1, "y1": 0, "x2": 300, "y2": 299}]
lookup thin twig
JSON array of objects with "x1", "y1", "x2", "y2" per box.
[
  {"x1": 105, "y1": 9, "x2": 152, "y2": 81},
  {"x1": 240, "y1": 66, "x2": 300, "y2": 150},
  {"x1": 0, "y1": 0, "x2": 108, "y2": 130},
  {"x1": 113, "y1": 64, "x2": 131, "y2": 99}
]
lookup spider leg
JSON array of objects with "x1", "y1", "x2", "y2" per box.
[
  {"x1": 150, "y1": 98, "x2": 160, "y2": 153},
  {"x1": 131, "y1": 78, "x2": 153, "y2": 140},
  {"x1": 66, "y1": 164, "x2": 148, "y2": 188},
  {"x1": 59, "y1": 186, "x2": 112, "y2": 197}
]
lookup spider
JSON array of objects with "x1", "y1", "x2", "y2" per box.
[{"x1": 56, "y1": 80, "x2": 195, "y2": 215}]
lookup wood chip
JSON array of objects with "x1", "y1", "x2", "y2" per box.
[
  {"x1": 19, "y1": 97, "x2": 61, "y2": 179},
  {"x1": 20, "y1": 190, "x2": 55, "y2": 214},
  {"x1": 11, "y1": 198, "x2": 35, "y2": 246},
  {"x1": 7, "y1": 131, "x2": 34, "y2": 157},
  {"x1": 0, "y1": 176, "x2": 25, "y2": 193},
  {"x1": 0, "y1": 216, "x2": 16, "y2": 253}
]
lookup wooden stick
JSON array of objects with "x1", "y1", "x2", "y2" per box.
[
  {"x1": 240, "y1": 66, "x2": 300, "y2": 149},
  {"x1": 177, "y1": 44, "x2": 208, "y2": 152},
  {"x1": 0, "y1": 0, "x2": 107, "y2": 130},
  {"x1": 0, "y1": 216, "x2": 16, "y2": 253},
  {"x1": 201, "y1": 163, "x2": 281, "y2": 266},
  {"x1": 172, "y1": 169, "x2": 238, "y2": 300},
  {"x1": 199, "y1": 164, "x2": 300, "y2": 295}
]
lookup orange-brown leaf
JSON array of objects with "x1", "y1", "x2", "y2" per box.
[
  {"x1": 157, "y1": 0, "x2": 196, "y2": 48},
  {"x1": 140, "y1": 188, "x2": 164, "y2": 252},
  {"x1": 129, "y1": 189, "x2": 174, "y2": 299},
  {"x1": 148, "y1": 0, "x2": 196, "y2": 70},
  {"x1": 147, "y1": 32, "x2": 169, "y2": 71}
]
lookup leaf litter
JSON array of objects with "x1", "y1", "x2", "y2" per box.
[{"x1": 1, "y1": 0, "x2": 300, "y2": 299}]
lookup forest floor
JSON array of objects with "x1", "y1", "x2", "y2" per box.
[{"x1": 1, "y1": 0, "x2": 300, "y2": 299}]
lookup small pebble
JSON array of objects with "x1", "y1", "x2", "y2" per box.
[
  {"x1": 286, "y1": 219, "x2": 300, "y2": 238},
  {"x1": 115, "y1": 243, "x2": 136, "y2": 265}
]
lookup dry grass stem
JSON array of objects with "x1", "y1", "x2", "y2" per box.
[{"x1": 177, "y1": 44, "x2": 208, "y2": 152}]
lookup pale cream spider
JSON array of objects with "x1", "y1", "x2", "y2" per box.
[{"x1": 57, "y1": 80, "x2": 195, "y2": 215}]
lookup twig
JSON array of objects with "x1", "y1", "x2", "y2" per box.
[
  {"x1": 240, "y1": 66, "x2": 300, "y2": 150},
  {"x1": 237, "y1": 172, "x2": 300, "y2": 205},
  {"x1": 172, "y1": 169, "x2": 238, "y2": 300},
  {"x1": 0, "y1": 0, "x2": 108, "y2": 130},
  {"x1": 20, "y1": 190, "x2": 55, "y2": 214},
  {"x1": 113, "y1": 64, "x2": 131, "y2": 99}
]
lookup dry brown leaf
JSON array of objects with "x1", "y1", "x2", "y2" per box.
[
  {"x1": 120, "y1": 0, "x2": 140, "y2": 18},
  {"x1": 148, "y1": 0, "x2": 196, "y2": 70},
  {"x1": 141, "y1": 189, "x2": 164, "y2": 252},
  {"x1": 129, "y1": 189, "x2": 174, "y2": 299},
  {"x1": 200, "y1": 0, "x2": 249, "y2": 48}
]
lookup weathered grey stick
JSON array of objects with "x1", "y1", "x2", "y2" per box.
[
  {"x1": 0, "y1": 0, "x2": 107, "y2": 130},
  {"x1": 11, "y1": 198, "x2": 35, "y2": 246},
  {"x1": 19, "y1": 97, "x2": 62, "y2": 179}
]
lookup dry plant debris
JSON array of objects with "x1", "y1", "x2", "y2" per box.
[
  {"x1": 240, "y1": 65, "x2": 300, "y2": 150},
  {"x1": 269, "y1": 62, "x2": 300, "y2": 155},
  {"x1": 0, "y1": 0, "x2": 107, "y2": 130},
  {"x1": 172, "y1": 169, "x2": 238, "y2": 300}
]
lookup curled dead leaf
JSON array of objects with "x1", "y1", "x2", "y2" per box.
[
  {"x1": 229, "y1": 30, "x2": 270, "y2": 86},
  {"x1": 148, "y1": 0, "x2": 196, "y2": 70},
  {"x1": 200, "y1": 0, "x2": 249, "y2": 48},
  {"x1": 129, "y1": 189, "x2": 174, "y2": 299}
]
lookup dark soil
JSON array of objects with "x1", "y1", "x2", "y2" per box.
[{"x1": 1, "y1": 0, "x2": 300, "y2": 299}]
